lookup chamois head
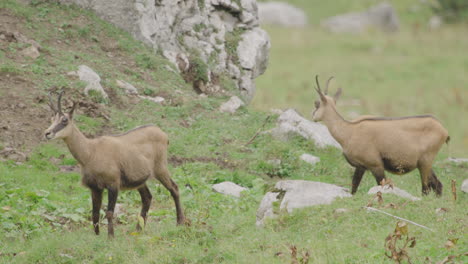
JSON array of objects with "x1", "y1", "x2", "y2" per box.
[
  {"x1": 312, "y1": 75, "x2": 342, "y2": 122},
  {"x1": 44, "y1": 91, "x2": 76, "y2": 140}
]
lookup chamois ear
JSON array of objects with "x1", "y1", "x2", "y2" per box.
[
  {"x1": 69, "y1": 101, "x2": 77, "y2": 119},
  {"x1": 334, "y1": 88, "x2": 342, "y2": 102}
]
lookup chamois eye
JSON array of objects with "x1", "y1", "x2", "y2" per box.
[
  {"x1": 314, "y1": 101, "x2": 320, "y2": 108},
  {"x1": 61, "y1": 117, "x2": 68, "y2": 123}
]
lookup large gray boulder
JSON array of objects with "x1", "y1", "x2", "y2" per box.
[
  {"x1": 321, "y1": 2, "x2": 399, "y2": 33},
  {"x1": 59, "y1": 0, "x2": 270, "y2": 101},
  {"x1": 256, "y1": 180, "x2": 351, "y2": 226},
  {"x1": 368, "y1": 185, "x2": 421, "y2": 201},
  {"x1": 258, "y1": 2, "x2": 307, "y2": 27},
  {"x1": 267, "y1": 109, "x2": 341, "y2": 149}
]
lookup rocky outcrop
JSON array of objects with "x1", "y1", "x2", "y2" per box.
[
  {"x1": 59, "y1": 0, "x2": 270, "y2": 102},
  {"x1": 258, "y1": 2, "x2": 307, "y2": 27},
  {"x1": 321, "y1": 2, "x2": 399, "y2": 33},
  {"x1": 256, "y1": 180, "x2": 351, "y2": 226}
]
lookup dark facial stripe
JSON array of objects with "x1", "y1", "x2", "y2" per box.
[{"x1": 52, "y1": 121, "x2": 68, "y2": 133}]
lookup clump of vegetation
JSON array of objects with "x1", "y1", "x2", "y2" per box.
[
  {"x1": 193, "y1": 23, "x2": 207, "y2": 33},
  {"x1": 87, "y1": 90, "x2": 107, "y2": 104},
  {"x1": 432, "y1": 0, "x2": 468, "y2": 22},
  {"x1": 135, "y1": 53, "x2": 159, "y2": 70},
  {"x1": 225, "y1": 28, "x2": 245, "y2": 65}
]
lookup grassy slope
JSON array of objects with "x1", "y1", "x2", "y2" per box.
[{"x1": 0, "y1": 1, "x2": 467, "y2": 263}]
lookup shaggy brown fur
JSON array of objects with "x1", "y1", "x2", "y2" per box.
[
  {"x1": 312, "y1": 76, "x2": 449, "y2": 196},
  {"x1": 44, "y1": 93, "x2": 185, "y2": 237}
]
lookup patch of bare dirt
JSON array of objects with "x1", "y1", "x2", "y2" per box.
[{"x1": 169, "y1": 154, "x2": 238, "y2": 170}]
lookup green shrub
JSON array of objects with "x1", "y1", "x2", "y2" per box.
[{"x1": 432, "y1": 0, "x2": 468, "y2": 22}]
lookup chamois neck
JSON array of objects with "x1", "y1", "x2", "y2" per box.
[
  {"x1": 322, "y1": 106, "x2": 351, "y2": 147},
  {"x1": 63, "y1": 124, "x2": 92, "y2": 165}
]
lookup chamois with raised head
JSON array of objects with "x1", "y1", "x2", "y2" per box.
[
  {"x1": 44, "y1": 92, "x2": 185, "y2": 237},
  {"x1": 312, "y1": 76, "x2": 449, "y2": 196}
]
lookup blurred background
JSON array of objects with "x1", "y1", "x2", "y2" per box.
[{"x1": 252, "y1": 0, "x2": 468, "y2": 157}]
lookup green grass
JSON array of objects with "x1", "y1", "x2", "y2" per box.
[{"x1": 0, "y1": 0, "x2": 467, "y2": 263}]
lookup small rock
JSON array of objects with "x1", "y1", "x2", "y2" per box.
[
  {"x1": 428, "y1": 16, "x2": 442, "y2": 30},
  {"x1": 300, "y1": 154, "x2": 320, "y2": 165},
  {"x1": 334, "y1": 208, "x2": 349, "y2": 214},
  {"x1": 368, "y1": 185, "x2": 421, "y2": 201},
  {"x1": 21, "y1": 45, "x2": 40, "y2": 59},
  {"x1": 219, "y1": 96, "x2": 244, "y2": 113},
  {"x1": 138, "y1": 95, "x2": 165, "y2": 104},
  {"x1": 212, "y1": 181, "x2": 247, "y2": 198},
  {"x1": 462, "y1": 179, "x2": 468, "y2": 193},
  {"x1": 116, "y1": 80, "x2": 138, "y2": 95},
  {"x1": 321, "y1": 2, "x2": 399, "y2": 33},
  {"x1": 435, "y1": 208, "x2": 449, "y2": 215},
  {"x1": 447, "y1": 157, "x2": 468, "y2": 164},
  {"x1": 0, "y1": 147, "x2": 27, "y2": 162},
  {"x1": 258, "y1": 2, "x2": 308, "y2": 27},
  {"x1": 267, "y1": 159, "x2": 281, "y2": 166},
  {"x1": 114, "y1": 203, "x2": 125, "y2": 218},
  {"x1": 76, "y1": 65, "x2": 108, "y2": 99}
]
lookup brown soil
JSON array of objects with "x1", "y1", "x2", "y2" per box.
[{"x1": 169, "y1": 155, "x2": 237, "y2": 170}]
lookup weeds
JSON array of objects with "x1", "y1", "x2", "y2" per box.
[{"x1": 384, "y1": 221, "x2": 416, "y2": 264}]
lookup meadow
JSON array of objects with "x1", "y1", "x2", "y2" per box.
[{"x1": 0, "y1": 0, "x2": 467, "y2": 263}]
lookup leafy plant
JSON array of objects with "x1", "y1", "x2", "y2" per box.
[{"x1": 432, "y1": 0, "x2": 468, "y2": 22}]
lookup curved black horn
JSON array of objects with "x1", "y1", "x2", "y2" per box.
[
  {"x1": 48, "y1": 92, "x2": 58, "y2": 113},
  {"x1": 325, "y1": 76, "x2": 334, "y2": 95},
  {"x1": 315, "y1": 75, "x2": 326, "y2": 102},
  {"x1": 57, "y1": 90, "x2": 64, "y2": 114},
  {"x1": 315, "y1": 75, "x2": 321, "y2": 92}
]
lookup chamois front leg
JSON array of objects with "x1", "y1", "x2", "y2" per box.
[
  {"x1": 156, "y1": 168, "x2": 186, "y2": 225},
  {"x1": 368, "y1": 166, "x2": 386, "y2": 187},
  {"x1": 91, "y1": 188, "x2": 103, "y2": 235},
  {"x1": 106, "y1": 187, "x2": 118, "y2": 238},
  {"x1": 136, "y1": 185, "x2": 152, "y2": 231},
  {"x1": 351, "y1": 167, "x2": 366, "y2": 194}
]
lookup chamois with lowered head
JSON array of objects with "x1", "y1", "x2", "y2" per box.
[
  {"x1": 312, "y1": 76, "x2": 449, "y2": 196},
  {"x1": 44, "y1": 92, "x2": 185, "y2": 237}
]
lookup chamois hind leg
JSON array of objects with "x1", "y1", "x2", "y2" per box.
[
  {"x1": 106, "y1": 187, "x2": 119, "y2": 238},
  {"x1": 417, "y1": 161, "x2": 433, "y2": 196},
  {"x1": 368, "y1": 166, "x2": 386, "y2": 187},
  {"x1": 136, "y1": 184, "x2": 152, "y2": 231},
  {"x1": 351, "y1": 167, "x2": 366, "y2": 195},
  {"x1": 429, "y1": 169, "x2": 443, "y2": 196},
  {"x1": 91, "y1": 188, "x2": 103, "y2": 235},
  {"x1": 155, "y1": 167, "x2": 185, "y2": 225}
]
